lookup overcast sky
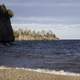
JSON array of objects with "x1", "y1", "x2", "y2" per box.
[
  {"x1": 0, "y1": 0, "x2": 80, "y2": 39},
  {"x1": 1, "y1": 0, "x2": 80, "y2": 24}
]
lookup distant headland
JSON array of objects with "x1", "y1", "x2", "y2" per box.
[{"x1": 14, "y1": 29, "x2": 59, "y2": 40}]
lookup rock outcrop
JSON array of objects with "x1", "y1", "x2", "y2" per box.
[{"x1": 0, "y1": 4, "x2": 15, "y2": 43}]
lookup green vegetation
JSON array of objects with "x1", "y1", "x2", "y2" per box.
[{"x1": 14, "y1": 29, "x2": 59, "y2": 40}]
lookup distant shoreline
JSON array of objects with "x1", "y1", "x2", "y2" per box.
[{"x1": 14, "y1": 29, "x2": 59, "y2": 40}]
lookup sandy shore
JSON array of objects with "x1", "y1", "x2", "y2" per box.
[{"x1": 0, "y1": 67, "x2": 80, "y2": 80}]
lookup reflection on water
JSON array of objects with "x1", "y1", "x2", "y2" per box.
[{"x1": 0, "y1": 40, "x2": 80, "y2": 73}]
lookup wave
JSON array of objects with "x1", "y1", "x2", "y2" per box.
[{"x1": 0, "y1": 66, "x2": 80, "y2": 76}]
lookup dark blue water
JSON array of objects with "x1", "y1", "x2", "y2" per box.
[{"x1": 0, "y1": 40, "x2": 80, "y2": 73}]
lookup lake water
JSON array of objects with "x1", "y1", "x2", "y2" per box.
[{"x1": 0, "y1": 40, "x2": 80, "y2": 73}]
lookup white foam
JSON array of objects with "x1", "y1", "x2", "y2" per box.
[{"x1": 0, "y1": 66, "x2": 80, "y2": 76}]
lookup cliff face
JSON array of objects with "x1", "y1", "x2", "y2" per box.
[
  {"x1": 0, "y1": 4, "x2": 15, "y2": 43},
  {"x1": 15, "y1": 34, "x2": 59, "y2": 40}
]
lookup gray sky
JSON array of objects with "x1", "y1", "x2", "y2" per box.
[{"x1": 0, "y1": 0, "x2": 80, "y2": 39}]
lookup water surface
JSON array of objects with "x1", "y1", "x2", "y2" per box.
[{"x1": 0, "y1": 40, "x2": 80, "y2": 73}]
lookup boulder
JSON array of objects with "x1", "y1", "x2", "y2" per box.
[{"x1": 0, "y1": 4, "x2": 15, "y2": 43}]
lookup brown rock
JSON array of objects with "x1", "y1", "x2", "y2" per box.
[{"x1": 0, "y1": 4, "x2": 15, "y2": 43}]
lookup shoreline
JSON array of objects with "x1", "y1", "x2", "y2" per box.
[
  {"x1": 0, "y1": 67, "x2": 80, "y2": 80},
  {"x1": 0, "y1": 66, "x2": 80, "y2": 76}
]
